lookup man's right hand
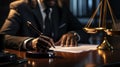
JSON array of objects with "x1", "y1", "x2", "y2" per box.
[{"x1": 31, "y1": 35, "x2": 55, "y2": 51}]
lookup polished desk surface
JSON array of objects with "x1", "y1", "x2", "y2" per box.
[{"x1": 4, "y1": 47, "x2": 120, "y2": 67}]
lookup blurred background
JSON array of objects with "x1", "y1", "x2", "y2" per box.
[{"x1": 0, "y1": 0, "x2": 120, "y2": 44}]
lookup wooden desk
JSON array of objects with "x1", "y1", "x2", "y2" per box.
[{"x1": 4, "y1": 49, "x2": 120, "y2": 67}]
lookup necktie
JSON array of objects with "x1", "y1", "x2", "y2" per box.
[{"x1": 44, "y1": 8, "x2": 51, "y2": 37}]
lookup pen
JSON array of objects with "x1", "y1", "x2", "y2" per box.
[
  {"x1": 27, "y1": 21, "x2": 55, "y2": 48},
  {"x1": 27, "y1": 21, "x2": 43, "y2": 35}
]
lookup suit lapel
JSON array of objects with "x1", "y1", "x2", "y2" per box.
[{"x1": 31, "y1": 4, "x2": 44, "y2": 32}]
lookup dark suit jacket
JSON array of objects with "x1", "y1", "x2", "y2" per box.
[{"x1": 0, "y1": 0, "x2": 89, "y2": 50}]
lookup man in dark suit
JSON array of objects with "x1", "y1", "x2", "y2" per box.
[{"x1": 0, "y1": 0, "x2": 89, "y2": 51}]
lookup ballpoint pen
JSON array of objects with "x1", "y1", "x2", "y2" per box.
[{"x1": 27, "y1": 21, "x2": 55, "y2": 48}]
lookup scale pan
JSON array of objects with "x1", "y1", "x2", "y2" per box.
[
  {"x1": 95, "y1": 27, "x2": 106, "y2": 30},
  {"x1": 83, "y1": 27, "x2": 97, "y2": 34}
]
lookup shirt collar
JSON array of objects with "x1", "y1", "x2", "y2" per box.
[
  {"x1": 37, "y1": 0, "x2": 45, "y2": 12},
  {"x1": 37, "y1": 0, "x2": 52, "y2": 12}
]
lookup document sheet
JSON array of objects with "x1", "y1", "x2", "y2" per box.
[{"x1": 50, "y1": 44, "x2": 98, "y2": 53}]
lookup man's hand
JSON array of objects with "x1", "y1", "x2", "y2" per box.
[
  {"x1": 31, "y1": 35, "x2": 55, "y2": 52},
  {"x1": 56, "y1": 32, "x2": 78, "y2": 47}
]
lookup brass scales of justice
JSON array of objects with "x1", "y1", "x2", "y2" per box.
[{"x1": 83, "y1": 0, "x2": 120, "y2": 50}]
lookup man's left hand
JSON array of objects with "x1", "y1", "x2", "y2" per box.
[{"x1": 56, "y1": 32, "x2": 78, "y2": 47}]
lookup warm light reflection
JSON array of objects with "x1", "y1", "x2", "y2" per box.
[
  {"x1": 102, "y1": 53, "x2": 107, "y2": 64},
  {"x1": 83, "y1": 27, "x2": 97, "y2": 34},
  {"x1": 98, "y1": 50, "x2": 107, "y2": 64},
  {"x1": 98, "y1": 50, "x2": 103, "y2": 55},
  {"x1": 28, "y1": 60, "x2": 31, "y2": 64},
  {"x1": 95, "y1": 27, "x2": 105, "y2": 30},
  {"x1": 104, "y1": 29, "x2": 112, "y2": 36},
  {"x1": 85, "y1": 63, "x2": 96, "y2": 67},
  {"x1": 49, "y1": 58, "x2": 54, "y2": 64},
  {"x1": 32, "y1": 61, "x2": 36, "y2": 66}
]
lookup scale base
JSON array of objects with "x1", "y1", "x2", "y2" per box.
[{"x1": 97, "y1": 37, "x2": 114, "y2": 50}]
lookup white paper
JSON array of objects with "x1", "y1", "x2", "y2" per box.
[{"x1": 50, "y1": 44, "x2": 98, "y2": 53}]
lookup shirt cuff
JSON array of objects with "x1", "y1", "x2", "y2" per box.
[{"x1": 23, "y1": 38, "x2": 34, "y2": 50}]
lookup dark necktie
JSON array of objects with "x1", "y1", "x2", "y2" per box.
[{"x1": 44, "y1": 8, "x2": 51, "y2": 37}]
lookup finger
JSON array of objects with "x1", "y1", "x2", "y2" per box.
[
  {"x1": 49, "y1": 38, "x2": 55, "y2": 48},
  {"x1": 66, "y1": 36, "x2": 71, "y2": 47},
  {"x1": 70, "y1": 38, "x2": 74, "y2": 47},
  {"x1": 70, "y1": 37, "x2": 78, "y2": 47},
  {"x1": 75, "y1": 41, "x2": 78, "y2": 46},
  {"x1": 60, "y1": 38, "x2": 64, "y2": 47},
  {"x1": 61, "y1": 35, "x2": 67, "y2": 47},
  {"x1": 74, "y1": 38, "x2": 78, "y2": 46},
  {"x1": 32, "y1": 38, "x2": 39, "y2": 49}
]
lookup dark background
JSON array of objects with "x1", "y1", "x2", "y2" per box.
[
  {"x1": 0, "y1": 0, "x2": 120, "y2": 44},
  {"x1": 0, "y1": 0, "x2": 120, "y2": 28},
  {"x1": 0, "y1": 0, "x2": 15, "y2": 28},
  {"x1": 109, "y1": 0, "x2": 120, "y2": 19}
]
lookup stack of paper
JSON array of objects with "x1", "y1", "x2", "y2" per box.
[{"x1": 50, "y1": 44, "x2": 98, "y2": 53}]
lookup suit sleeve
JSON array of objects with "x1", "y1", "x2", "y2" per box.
[{"x1": 0, "y1": 1, "x2": 31, "y2": 50}]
